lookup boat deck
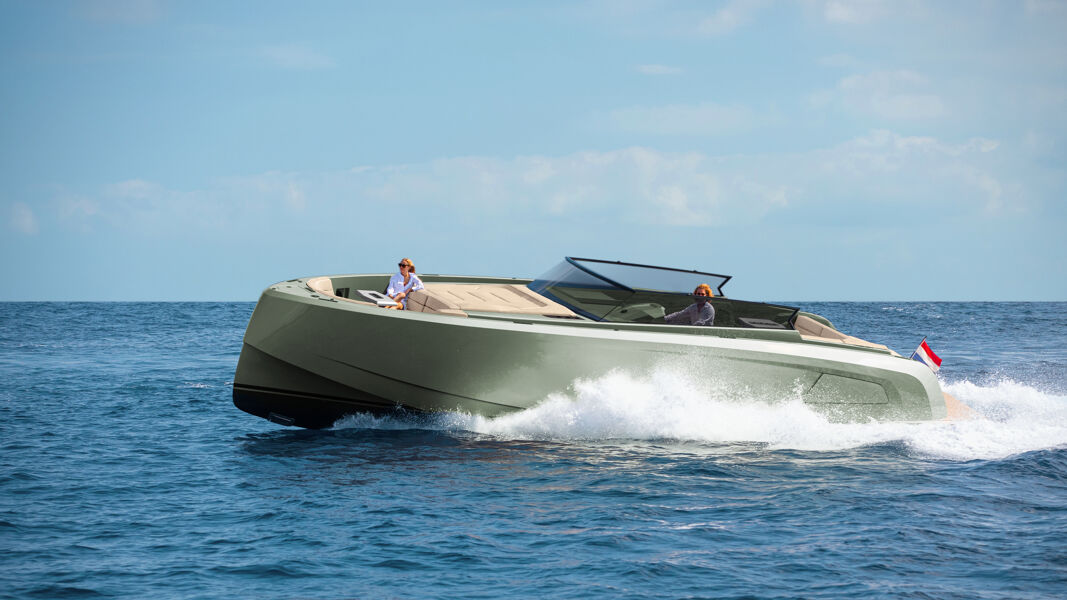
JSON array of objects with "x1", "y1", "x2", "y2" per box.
[{"x1": 304, "y1": 275, "x2": 893, "y2": 353}]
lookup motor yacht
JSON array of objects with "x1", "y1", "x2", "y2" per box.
[{"x1": 233, "y1": 257, "x2": 965, "y2": 428}]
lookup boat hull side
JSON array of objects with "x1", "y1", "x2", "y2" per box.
[
  {"x1": 234, "y1": 285, "x2": 947, "y2": 427},
  {"x1": 233, "y1": 343, "x2": 410, "y2": 428}
]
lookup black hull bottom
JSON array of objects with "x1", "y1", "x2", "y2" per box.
[
  {"x1": 233, "y1": 341, "x2": 424, "y2": 429},
  {"x1": 232, "y1": 384, "x2": 416, "y2": 429}
]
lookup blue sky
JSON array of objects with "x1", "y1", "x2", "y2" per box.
[{"x1": 2, "y1": 0, "x2": 1065, "y2": 300}]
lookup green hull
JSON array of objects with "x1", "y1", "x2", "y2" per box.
[{"x1": 233, "y1": 274, "x2": 947, "y2": 428}]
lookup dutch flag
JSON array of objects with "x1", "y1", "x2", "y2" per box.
[{"x1": 911, "y1": 337, "x2": 942, "y2": 373}]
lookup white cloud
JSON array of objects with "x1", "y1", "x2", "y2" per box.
[
  {"x1": 59, "y1": 196, "x2": 100, "y2": 220},
  {"x1": 697, "y1": 0, "x2": 765, "y2": 35},
  {"x1": 810, "y1": 0, "x2": 933, "y2": 25},
  {"x1": 813, "y1": 70, "x2": 946, "y2": 119},
  {"x1": 812, "y1": 130, "x2": 1010, "y2": 213},
  {"x1": 636, "y1": 64, "x2": 683, "y2": 75},
  {"x1": 1022, "y1": 130, "x2": 1055, "y2": 155},
  {"x1": 106, "y1": 179, "x2": 163, "y2": 199},
  {"x1": 10, "y1": 203, "x2": 39, "y2": 235},
  {"x1": 939, "y1": 163, "x2": 1007, "y2": 213},
  {"x1": 521, "y1": 158, "x2": 556, "y2": 184},
  {"x1": 55, "y1": 176, "x2": 284, "y2": 234},
  {"x1": 602, "y1": 102, "x2": 760, "y2": 135},
  {"x1": 286, "y1": 183, "x2": 307, "y2": 211},
  {"x1": 260, "y1": 44, "x2": 335, "y2": 70},
  {"x1": 548, "y1": 185, "x2": 597, "y2": 216},
  {"x1": 818, "y1": 0, "x2": 933, "y2": 24},
  {"x1": 54, "y1": 196, "x2": 100, "y2": 233},
  {"x1": 821, "y1": 0, "x2": 894, "y2": 24},
  {"x1": 348, "y1": 134, "x2": 1008, "y2": 224},
  {"x1": 52, "y1": 132, "x2": 1015, "y2": 239},
  {"x1": 378, "y1": 147, "x2": 784, "y2": 227},
  {"x1": 819, "y1": 129, "x2": 996, "y2": 169}
]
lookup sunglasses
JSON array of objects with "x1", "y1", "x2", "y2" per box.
[{"x1": 399, "y1": 263, "x2": 411, "y2": 268}]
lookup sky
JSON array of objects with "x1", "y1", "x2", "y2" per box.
[{"x1": 1, "y1": 0, "x2": 1065, "y2": 301}]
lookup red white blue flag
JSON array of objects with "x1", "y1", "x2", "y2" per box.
[{"x1": 911, "y1": 338, "x2": 942, "y2": 373}]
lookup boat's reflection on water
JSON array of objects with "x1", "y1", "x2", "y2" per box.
[
  {"x1": 234, "y1": 417, "x2": 562, "y2": 473},
  {"x1": 237, "y1": 425, "x2": 553, "y2": 461},
  {"x1": 231, "y1": 421, "x2": 947, "y2": 522},
  {"x1": 233, "y1": 421, "x2": 603, "y2": 497}
]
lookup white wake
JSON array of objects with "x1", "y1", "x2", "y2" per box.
[{"x1": 332, "y1": 369, "x2": 1067, "y2": 461}]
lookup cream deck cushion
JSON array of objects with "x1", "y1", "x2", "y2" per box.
[
  {"x1": 407, "y1": 283, "x2": 576, "y2": 318},
  {"x1": 306, "y1": 277, "x2": 335, "y2": 297},
  {"x1": 794, "y1": 314, "x2": 894, "y2": 353},
  {"x1": 305, "y1": 278, "x2": 572, "y2": 317}
]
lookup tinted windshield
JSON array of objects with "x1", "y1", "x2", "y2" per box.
[
  {"x1": 528, "y1": 258, "x2": 797, "y2": 329},
  {"x1": 527, "y1": 260, "x2": 633, "y2": 320},
  {"x1": 570, "y1": 257, "x2": 731, "y2": 295}
]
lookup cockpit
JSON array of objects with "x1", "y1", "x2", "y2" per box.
[{"x1": 528, "y1": 257, "x2": 799, "y2": 329}]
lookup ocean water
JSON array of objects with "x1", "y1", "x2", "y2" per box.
[{"x1": 1, "y1": 301, "x2": 1065, "y2": 599}]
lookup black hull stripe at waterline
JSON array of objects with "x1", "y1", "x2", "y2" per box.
[{"x1": 232, "y1": 383, "x2": 415, "y2": 429}]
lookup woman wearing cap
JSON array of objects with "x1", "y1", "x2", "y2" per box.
[
  {"x1": 664, "y1": 283, "x2": 715, "y2": 326},
  {"x1": 386, "y1": 258, "x2": 424, "y2": 310}
]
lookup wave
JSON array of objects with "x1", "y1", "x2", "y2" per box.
[{"x1": 332, "y1": 369, "x2": 1067, "y2": 461}]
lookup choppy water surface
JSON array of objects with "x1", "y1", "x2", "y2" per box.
[{"x1": 1, "y1": 302, "x2": 1065, "y2": 599}]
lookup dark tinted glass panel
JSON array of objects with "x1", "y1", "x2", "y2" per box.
[
  {"x1": 544, "y1": 286, "x2": 634, "y2": 320},
  {"x1": 529, "y1": 258, "x2": 795, "y2": 327},
  {"x1": 600, "y1": 291, "x2": 693, "y2": 323},
  {"x1": 530, "y1": 260, "x2": 614, "y2": 290},
  {"x1": 528, "y1": 260, "x2": 631, "y2": 319},
  {"x1": 710, "y1": 299, "x2": 798, "y2": 329},
  {"x1": 572, "y1": 258, "x2": 730, "y2": 295},
  {"x1": 599, "y1": 294, "x2": 797, "y2": 328}
]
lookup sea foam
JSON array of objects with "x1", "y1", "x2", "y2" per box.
[{"x1": 333, "y1": 369, "x2": 1067, "y2": 461}]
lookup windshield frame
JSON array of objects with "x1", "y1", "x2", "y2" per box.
[
  {"x1": 568, "y1": 257, "x2": 732, "y2": 296},
  {"x1": 528, "y1": 257, "x2": 797, "y2": 329}
]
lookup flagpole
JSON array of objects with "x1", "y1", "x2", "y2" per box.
[{"x1": 911, "y1": 336, "x2": 926, "y2": 359}]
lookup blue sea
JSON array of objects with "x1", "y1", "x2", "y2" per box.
[{"x1": 2, "y1": 302, "x2": 1066, "y2": 599}]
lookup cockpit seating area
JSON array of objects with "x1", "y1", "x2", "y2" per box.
[{"x1": 306, "y1": 276, "x2": 893, "y2": 352}]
